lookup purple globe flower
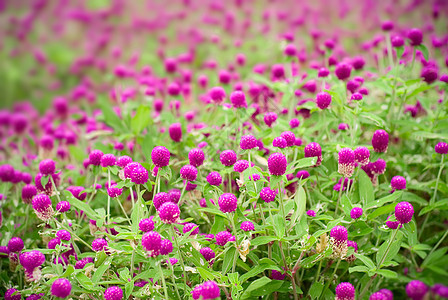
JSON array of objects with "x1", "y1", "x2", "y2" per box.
[
  {"x1": 296, "y1": 170, "x2": 310, "y2": 180},
  {"x1": 139, "y1": 218, "x2": 155, "y2": 232},
  {"x1": 200, "y1": 281, "x2": 221, "y2": 300},
  {"x1": 240, "y1": 135, "x2": 257, "y2": 150},
  {"x1": 378, "y1": 289, "x2": 393, "y2": 300},
  {"x1": 206, "y1": 171, "x2": 222, "y2": 186},
  {"x1": 271, "y1": 64, "x2": 285, "y2": 79},
  {"x1": 48, "y1": 238, "x2": 62, "y2": 249},
  {"x1": 338, "y1": 148, "x2": 356, "y2": 178},
  {"x1": 234, "y1": 160, "x2": 250, "y2": 173},
  {"x1": 39, "y1": 159, "x2": 56, "y2": 176},
  {"x1": 160, "y1": 239, "x2": 173, "y2": 255},
  {"x1": 435, "y1": 142, "x2": 448, "y2": 154},
  {"x1": 188, "y1": 148, "x2": 205, "y2": 167},
  {"x1": 406, "y1": 280, "x2": 428, "y2": 300},
  {"x1": 209, "y1": 86, "x2": 226, "y2": 103},
  {"x1": 130, "y1": 165, "x2": 149, "y2": 185},
  {"x1": 92, "y1": 238, "x2": 108, "y2": 252},
  {"x1": 153, "y1": 192, "x2": 170, "y2": 210},
  {"x1": 289, "y1": 118, "x2": 300, "y2": 128},
  {"x1": 335, "y1": 282, "x2": 355, "y2": 300},
  {"x1": 264, "y1": 112, "x2": 278, "y2": 127},
  {"x1": 51, "y1": 278, "x2": 72, "y2": 298},
  {"x1": 268, "y1": 152, "x2": 287, "y2": 176},
  {"x1": 56, "y1": 201, "x2": 71, "y2": 213},
  {"x1": 381, "y1": 20, "x2": 394, "y2": 31},
  {"x1": 230, "y1": 91, "x2": 248, "y2": 108},
  {"x1": 0, "y1": 164, "x2": 14, "y2": 182},
  {"x1": 158, "y1": 202, "x2": 180, "y2": 224},
  {"x1": 220, "y1": 150, "x2": 237, "y2": 166},
  {"x1": 183, "y1": 223, "x2": 199, "y2": 235},
  {"x1": 371, "y1": 159, "x2": 386, "y2": 175},
  {"x1": 330, "y1": 226, "x2": 348, "y2": 245},
  {"x1": 273, "y1": 137, "x2": 287, "y2": 148},
  {"x1": 168, "y1": 189, "x2": 181, "y2": 203},
  {"x1": 280, "y1": 131, "x2": 295, "y2": 147},
  {"x1": 240, "y1": 221, "x2": 255, "y2": 232},
  {"x1": 372, "y1": 130, "x2": 389, "y2": 153},
  {"x1": 304, "y1": 142, "x2": 322, "y2": 166},
  {"x1": 5, "y1": 288, "x2": 21, "y2": 300},
  {"x1": 32, "y1": 194, "x2": 54, "y2": 221},
  {"x1": 215, "y1": 231, "x2": 233, "y2": 246},
  {"x1": 200, "y1": 247, "x2": 215, "y2": 262},
  {"x1": 271, "y1": 269, "x2": 286, "y2": 280},
  {"x1": 104, "y1": 286, "x2": 123, "y2": 300},
  {"x1": 335, "y1": 63, "x2": 352, "y2": 80},
  {"x1": 141, "y1": 231, "x2": 162, "y2": 257},
  {"x1": 218, "y1": 193, "x2": 238, "y2": 213},
  {"x1": 107, "y1": 184, "x2": 123, "y2": 198},
  {"x1": 421, "y1": 67, "x2": 438, "y2": 84},
  {"x1": 350, "y1": 207, "x2": 363, "y2": 219},
  {"x1": 151, "y1": 146, "x2": 170, "y2": 167},
  {"x1": 22, "y1": 184, "x2": 37, "y2": 204},
  {"x1": 100, "y1": 154, "x2": 116, "y2": 167},
  {"x1": 395, "y1": 202, "x2": 414, "y2": 224},
  {"x1": 307, "y1": 210, "x2": 316, "y2": 217},
  {"x1": 369, "y1": 292, "x2": 388, "y2": 300},
  {"x1": 260, "y1": 187, "x2": 277, "y2": 203},
  {"x1": 169, "y1": 123, "x2": 182, "y2": 142},
  {"x1": 386, "y1": 216, "x2": 400, "y2": 229},
  {"x1": 354, "y1": 146, "x2": 370, "y2": 166},
  {"x1": 89, "y1": 150, "x2": 104, "y2": 166},
  {"x1": 180, "y1": 165, "x2": 198, "y2": 182},
  {"x1": 351, "y1": 93, "x2": 363, "y2": 101},
  {"x1": 391, "y1": 176, "x2": 406, "y2": 191},
  {"x1": 192, "y1": 285, "x2": 203, "y2": 300},
  {"x1": 316, "y1": 92, "x2": 332, "y2": 109},
  {"x1": 56, "y1": 230, "x2": 71, "y2": 241},
  {"x1": 407, "y1": 28, "x2": 423, "y2": 46},
  {"x1": 19, "y1": 250, "x2": 45, "y2": 270}
]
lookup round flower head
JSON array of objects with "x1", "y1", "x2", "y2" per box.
[
  {"x1": 268, "y1": 152, "x2": 287, "y2": 176},
  {"x1": 335, "y1": 63, "x2": 352, "y2": 80},
  {"x1": 378, "y1": 289, "x2": 393, "y2": 300},
  {"x1": 139, "y1": 218, "x2": 155, "y2": 232},
  {"x1": 372, "y1": 130, "x2": 389, "y2": 153},
  {"x1": 304, "y1": 142, "x2": 322, "y2": 166},
  {"x1": 89, "y1": 150, "x2": 104, "y2": 166},
  {"x1": 160, "y1": 239, "x2": 173, "y2": 255},
  {"x1": 338, "y1": 148, "x2": 355, "y2": 178},
  {"x1": 391, "y1": 35, "x2": 404, "y2": 48},
  {"x1": 124, "y1": 162, "x2": 139, "y2": 179},
  {"x1": 406, "y1": 280, "x2": 428, "y2": 300},
  {"x1": 289, "y1": 118, "x2": 300, "y2": 128},
  {"x1": 371, "y1": 159, "x2": 386, "y2": 175},
  {"x1": 92, "y1": 238, "x2": 108, "y2": 252},
  {"x1": 280, "y1": 131, "x2": 295, "y2": 147},
  {"x1": 206, "y1": 171, "x2": 222, "y2": 186},
  {"x1": 188, "y1": 148, "x2": 205, "y2": 167},
  {"x1": 369, "y1": 292, "x2": 388, "y2": 300},
  {"x1": 381, "y1": 20, "x2": 394, "y2": 31},
  {"x1": 354, "y1": 146, "x2": 370, "y2": 165},
  {"x1": 318, "y1": 67, "x2": 330, "y2": 77},
  {"x1": 350, "y1": 207, "x2": 363, "y2": 219},
  {"x1": 56, "y1": 230, "x2": 71, "y2": 241},
  {"x1": 168, "y1": 189, "x2": 181, "y2": 203},
  {"x1": 151, "y1": 146, "x2": 170, "y2": 167},
  {"x1": 296, "y1": 170, "x2": 310, "y2": 180},
  {"x1": 22, "y1": 184, "x2": 37, "y2": 204},
  {"x1": 200, "y1": 247, "x2": 215, "y2": 262},
  {"x1": 26, "y1": 293, "x2": 45, "y2": 300},
  {"x1": 104, "y1": 286, "x2": 123, "y2": 300},
  {"x1": 107, "y1": 185, "x2": 123, "y2": 198},
  {"x1": 32, "y1": 194, "x2": 54, "y2": 221},
  {"x1": 240, "y1": 135, "x2": 257, "y2": 150},
  {"x1": 271, "y1": 269, "x2": 286, "y2": 280},
  {"x1": 307, "y1": 210, "x2": 316, "y2": 217},
  {"x1": 395, "y1": 201, "x2": 414, "y2": 224},
  {"x1": 335, "y1": 282, "x2": 355, "y2": 300},
  {"x1": 0, "y1": 164, "x2": 14, "y2": 182},
  {"x1": 234, "y1": 160, "x2": 250, "y2": 173},
  {"x1": 51, "y1": 278, "x2": 72, "y2": 298},
  {"x1": 48, "y1": 238, "x2": 62, "y2": 249},
  {"x1": 316, "y1": 92, "x2": 332, "y2": 109},
  {"x1": 284, "y1": 44, "x2": 297, "y2": 56},
  {"x1": 435, "y1": 142, "x2": 448, "y2": 154},
  {"x1": 192, "y1": 285, "x2": 203, "y2": 300},
  {"x1": 185, "y1": 181, "x2": 197, "y2": 191},
  {"x1": 407, "y1": 28, "x2": 423, "y2": 46},
  {"x1": 215, "y1": 231, "x2": 233, "y2": 246},
  {"x1": 169, "y1": 123, "x2": 182, "y2": 142},
  {"x1": 56, "y1": 201, "x2": 71, "y2": 213},
  {"x1": 386, "y1": 216, "x2": 400, "y2": 229},
  {"x1": 117, "y1": 155, "x2": 132, "y2": 168},
  {"x1": 100, "y1": 154, "x2": 116, "y2": 168},
  {"x1": 273, "y1": 137, "x2": 287, "y2": 148},
  {"x1": 391, "y1": 176, "x2": 406, "y2": 191},
  {"x1": 331, "y1": 226, "x2": 348, "y2": 243},
  {"x1": 158, "y1": 202, "x2": 180, "y2": 224},
  {"x1": 141, "y1": 231, "x2": 162, "y2": 256},
  {"x1": 421, "y1": 67, "x2": 438, "y2": 84},
  {"x1": 180, "y1": 164, "x2": 198, "y2": 181},
  {"x1": 19, "y1": 250, "x2": 45, "y2": 270},
  {"x1": 346, "y1": 240, "x2": 358, "y2": 262},
  {"x1": 230, "y1": 90, "x2": 248, "y2": 108},
  {"x1": 260, "y1": 187, "x2": 277, "y2": 203},
  {"x1": 218, "y1": 193, "x2": 238, "y2": 213},
  {"x1": 183, "y1": 223, "x2": 199, "y2": 235},
  {"x1": 271, "y1": 64, "x2": 285, "y2": 79},
  {"x1": 241, "y1": 221, "x2": 255, "y2": 232},
  {"x1": 39, "y1": 159, "x2": 56, "y2": 176},
  {"x1": 264, "y1": 112, "x2": 278, "y2": 127},
  {"x1": 209, "y1": 86, "x2": 226, "y2": 103},
  {"x1": 220, "y1": 150, "x2": 237, "y2": 166},
  {"x1": 130, "y1": 165, "x2": 149, "y2": 184},
  {"x1": 153, "y1": 192, "x2": 170, "y2": 210},
  {"x1": 200, "y1": 281, "x2": 220, "y2": 299},
  {"x1": 351, "y1": 93, "x2": 363, "y2": 101},
  {"x1": 5, "y1": 288, "x2": 21, "y2": 300}
]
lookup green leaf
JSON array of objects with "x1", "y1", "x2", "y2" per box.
[
  {"x1": 239, "y1": 264, "x2": 280, "y2": 283},
  {"x1": 349, "y1": 266, "x2": 370, "y2": 274},
  {"x1": 197, "y1": 267, "x2": 216, "y2": 281},
  {"x1": 273, "y1": 214, "x2": 286, "y2": 238},
  {"x1": 358, "y1": 171, "x2": 374, "y2": 205},
  {"x1": 368, "y1": 202, "x2": 397, "y2": 220},
  {"x1": 131, "y1": 105, "x2": 151, "y2": 135},
  {"x1": 199, "y1": 207, "x2": 227, "y2": 218},
  {"x1": 376, "y1": 269, "x2": 397, "y2": 278},
  {"x1": 340, "y1": 195, "x2": 353, "y2": 216},
  {"x1": 270, "y1": 175, "x2": 283, "y2": 189},
  {"x1": 211, "y1": 215, "x2": 226, "y2": 234},
  {"x1": 365, "y1": 191, "x2": 403, "y2": 210},
  {"x1": 359, "y1": 112, "x2": 388, "y2": 129},
  {"x1": 416, "y1": 44, "x2": 429, "y2": 61},
  {"x1": 309, "y1": 282, "x2": 324, "y2": 299},
  {"x1": 294, "y1": 157, "x2": 317, "y2": 169},
  {"x1": 354, "y1": 253, "x2": 376, "y2": 270},
  {"x1": 92, "y1": 256, "x2": 113, "y2": 283},
  {"x1": 98, "y1": 96, "x2": 126, "y2": 133},
  {"x1": 40, "y1": 175, "x2": 50, "y2": 188},
  {"x1": 158, "y1": 166, "x2": 172, "y2": 181},
  {"x1": 222, "y1": 247, "x2": 236, "y2": 274},
  {"x1": 290, "y1": 186, "x2": 306, "y2": 229},
  {"x1": 125, "y1": 281, "x2": 134, "y2": 298},
  {"x1": 241, "y1": 277, "x2": 282, "y2": 299},
  {"x1": 64, "y1": 191, "x2": 98, "y2": 219},
  {"x1": 250, "y1": 236, "x2": 278, "y2": 246},
  {"x1": 376, "y1": 232, "x2": 403, "y2": 267},
  {"x1": 396, "y1": 46, "x2": 404, "y2": 59},
  {"x1": 75, "y1": 273, "x2": 98, "y2": 291}
]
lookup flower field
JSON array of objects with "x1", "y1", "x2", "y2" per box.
[{"x1": 0, "y1": 0, "x2": 448, "y2": 299}]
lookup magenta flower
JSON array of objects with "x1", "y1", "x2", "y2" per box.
[
  {"x1": 273, "y1": 137, "x2": 287, "y2": 148},
  {"x1": 260, "y1": 187, "x2": 277, "y2": 203},
  {"x1": 240, "y1": 221, "x2": 255, "y2": 232},
  {"x1": 264, "y1": 112, "x2": 278, "y2": 127},
  {"x1": 151, "y1": 146, "x2": 170, "y2": 167},
  {"x1": 435, "y1": 142, "x2": 448, "y2": 154},
  {"x1": 335, "y1": 282, "x2": 355, "y2": 300},
  {"x1": 354, "y1": 146, "x2": 370, "y2": 166},
  {"x1": 158, "y1": 202, "x2": 180, "y2": 224},
  {"x1": 350, "y1": 207, "x2": 363, "y2": 219},
  {"x1": 268, "y1": 152, "x2": 287, "y2": 176},
  {"x1": 51, "y1": 278, "x2": 72, "y2": 298},
  {"x1": 395, "y1": 202, "x2": 414, "y2": 224},
  {"x1": 240, "y1": 135, "x2": 257, "y2": 150},
  {"x1": 372, "y1": 129, "x2": 389, "y2": 153},
  {"x1": 104, "y1": 286, "x2": 123, "y2": 300},
  {"x1": 406, "y1": 280, "x2": 428, "y2": 300},
  {"x1": 188, "y1": 148, "x2": 205, "y2": 167},
  {"x1": 39, "y1": 159, "x2": 56, "y2": 176},
  {"x1": 218, "y1": 193, "x2": 238, "y2": 213},
  {"x1": 391, "y1": 176, "x2": 406, "y2": 191},
  {"x1": 220, "y1": 150, "x2": 237, "y2": 166},
  {"x1": 180, "y1": 164, "x2": 198, "y2": 181},
  {"x1": 200, "y1": 247, "x2": 215, "y2": 262},
  {"x1": 169, "y1": 123, "x2": 182, "y2": 142},
  {"x1": 230, "y1": 91, "x2": 247, "y2": 108},
  {"x1": 316, "y1": 92, "x2": 332, "y2": 109},
  {"x1": 206, "y1": 171, "x2": 222, "y2": 186},
  {"x1": 338, "y1": 148, "x2": 356, "y2": 178},
  {"x1": 141, "y1": 231, "x2": 162, "y2": 257},
  {"x1": 304, "y1": 142, "x2": 322, "y2": 166}
]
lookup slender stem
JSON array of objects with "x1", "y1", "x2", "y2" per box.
[
  {"x1": 278, "y1": 184, "x2": 288, "y2": 237},
  {"x1": 335, "y1": 177, "x2": 345, "y2": 216},
  {"x1": 86, "y1": 174, "x2": 98, "y2": 205},
  {"x1": 178, "y1": 183, "x2": 187, "y2": 207},
  {"x1": 278, "y1": 241, "x2": 288, "y2": 270},
  {"x1": 130, "y1": 186, "x2": 135, "y2": 211},
  {"x1": 115, "y1": 196, "x2": 131, "y2": 225},
  {"x1": 229, "y1": 213, "x2": 239, "y2": 273},
  {"x1": 107, "y1": 169, "x2": 111, "y2": 224},
  {"x1": 322, "y1": 259, "x2": 341, "y2": 293},
  {"x1": 168, "y1": 260, "x2": 182, "y2": 300},
  {"x1": 157, "y1": 262, "x2": 169, "y2": 299},
  {"x1": 228, "y1": 173, "x2": 232, "y2": 193},
  {"x1": 49, "y1": 176, "x2": 62, "y2": 203},
  {"x1": 130, "y1": 247, "x2": 135, "y2": 278},
  {"x1": 426, "y1": 230, "x2": 448, "y2": 260},
  {"x1": 54, "y1": 218, "x2": 92, "y2": 250},
  {"x1": 314, "y1": 260, "x2": 323, "y2": 283},
  {"x1": 171, "y1": 225, "x2": 187, "y2": 286}
]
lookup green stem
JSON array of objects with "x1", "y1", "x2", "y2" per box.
[
  {"x1": 168, "y1": 260, "x2": 182, "y2": 300},
  {"x1": 314, "y1": 260, "x2": 323, "y2": 283},
  {"x1": 107, "y1": 169, "x2": 111, "y2": 224},
  {"x1": 229, "y1": 213, "x2": 239, "y2": 273},
  {"x1": 171, "y1": 225, "x2": 187, "y2": 286},
  {"x1": 157, "y1": 262, "x2": 169, "y2": 299},
  {"x1": 54, "y1": 218, "x2": 92, "y2": 250},
  {"x1": 426, "y1": 230, "x2": 448, "y2": 260},
  {"x1": 322, "y1": 259, "x2": 341, "y2": 293},
  {"x1": 49, "y1": 176, "x2": 62, "y2": 203},
  {"x1": 278, "y1": 184, "x2": 288, "y2": 237}
]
